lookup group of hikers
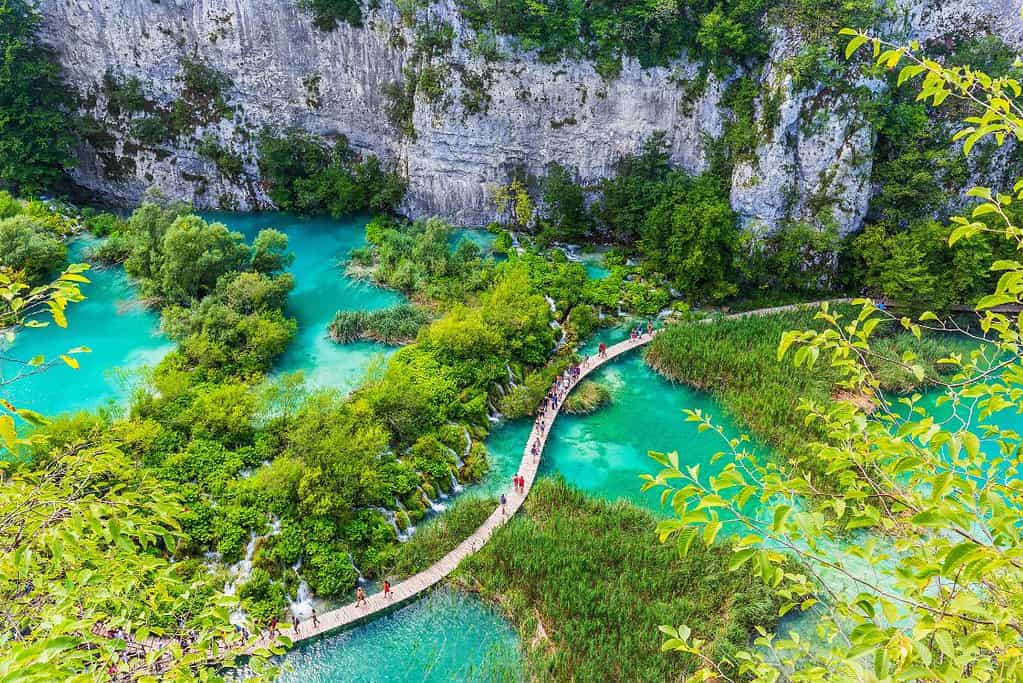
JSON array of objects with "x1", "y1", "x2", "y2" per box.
[
  {"x1": 280, "y1": 577, "x2": 397, "y2": 638},
  {"x1": 276, "y1": 320, "x2": 664, "y2": 640}
]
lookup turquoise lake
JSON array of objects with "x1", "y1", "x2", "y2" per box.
[{"x1": 7, "y1": 211, "x2": 1001, "y2": 680}]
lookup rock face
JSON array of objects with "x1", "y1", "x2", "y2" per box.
[{"x1": 37, "y1": 0, "x2": 1023, "y2": 231}]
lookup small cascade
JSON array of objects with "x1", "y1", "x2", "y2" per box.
[
  {"x1": 372, "y1": 506, "x2": 411, "y2": 542},
  {"x1": 442, "y1": 445, "x2": 464, "y2": 469},
  {"x1": 347, "y1": 552, "x2": 367, "y2": 586},
  {"x1": 288, "y1": 576, "x2": 314, "y2": 621},
  {"x1": 461, "y1": 427, "x2": 472, "y2": 459},
  {"x1": 544, "y1": 295, "x2": 557, "y2": 314},
  {"x1": 552, "y1": 327, "x2": 567, "y2": 352},
  {"x1": 418, "y1": 485, "x2": 447, "y2": 512},
  {"x1": 223, "y1": 527, "x2": 257, "y2": 597},
  {"x1": 493, "y1": 382, "x2": 505, "y2": 397},
  {"x1": 449, "y1": 470, "x2": 464, "y2": 495},
  {"x1": 505, "y1": 363, "x2": 517, "y2": 386},
  {"x1": 486, "y1": 399, "x2": 502, "y2": 423}
]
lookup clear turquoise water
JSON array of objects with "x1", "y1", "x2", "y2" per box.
[
  {"x1": 276, "y1": 588, "x2": 521, "y2": 683},
  {"x1": 2, "y1": 238, "x2": 173, "y2": 418},
  {"x1": 201, "y1": 212, "x2": 403, "y2": 395}
]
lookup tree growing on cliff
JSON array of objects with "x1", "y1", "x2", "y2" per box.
[
  {"x1": 0, "y1": 0, "x2": 76, "y2": 193},
  {"x1": 645, "y1": 28, "x2": 1023, "y2": 681}
]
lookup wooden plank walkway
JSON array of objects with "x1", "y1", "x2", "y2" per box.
[
  {"x1": 101, "y1": 298, "x2": 844, "y2": 666},
  {"x1": 278, "y1": 299, "x2": 847, "y2": 644},
  {"x1": 280, "y1": 331, "x2": 657, "y2": 644}
]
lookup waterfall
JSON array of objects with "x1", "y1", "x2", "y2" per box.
[
  {"x1": 372, "y1": 506, "x2": 412, "y2": 542},
  {"x1": 493, "y1": 382, "x2": 505, "y2": 397},
  {"x1": 288, "y1": 578, "x2": 314, "y2": 621},
  {"x1": 347, "y1": 552, "x2": 367, "y2": 586},
  {"x1": 461, "y1": 427, "x2": 472, "y2": 459},
  {"x1": 505, "y1": 363, "x2": 517, "y2": 386},
  {"x1": 487, "y1": 399, "x2": 502, "y2": 423},
  {"x1": 449, "y1": 470, "x2": 464, "y2": 495},
  {"x1": 442, "y1": 445, "x2": 464, "y2": 469},
  {"x1": 418, "y1": 485, "x2": 447, "y2": 512}
]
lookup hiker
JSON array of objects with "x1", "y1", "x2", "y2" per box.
[
  {"x1": 356, "y1": 586, "x2": 367, "y2": 608},
  {"x1": 293, "y1": 616, "x2": 300, "y2": 635},
  {"x1": 500, "y1": 493, "x2": 507, "y2": 515},
  {"x1": 599, "y1": 342, "x2": 607, "y2": 358},
  {"x1": 647, "y1": 320, "x2": 653, "y2": 335},
  {"x1": 311, "y1": 608, "x2": 319, "y2": 628},
  {"x1": 269, "y1": 616, "x2": 279, "y2": 638},
  {"x1": 513, "y1": 474, "x2": 519, "y2": 493},
  {"x1": 383, "y1": 580, "x2": 392, "y2": 599}
]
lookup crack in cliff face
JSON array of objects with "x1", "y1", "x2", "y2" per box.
[{"x1": 36, "y1": 0, "x2": 1023, "y2": 232}]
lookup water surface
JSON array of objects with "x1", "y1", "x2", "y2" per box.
[{"x1": 277, "y1": 588, "x2": 521, "y2": 683}]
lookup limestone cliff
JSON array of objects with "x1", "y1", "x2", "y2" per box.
[{"x1": 37, "y1": 0, "x2": 1023, "y2": 231}]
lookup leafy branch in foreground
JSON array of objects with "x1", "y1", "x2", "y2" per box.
[
  {"x1": 1, "y1": 244, "x2": 284, "y2": 680},
  {"x1": 644, "y1": 25, "x2": 1023, "y2": 682}
]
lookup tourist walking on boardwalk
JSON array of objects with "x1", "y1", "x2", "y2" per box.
[
  {"x1": 513, "y1": 473, "x2": 520, "y2": 493},
  {"x1": 383, "y1": 580, "x2": 391, "y2": 599},
  {"x1": 647, "y1": 320, "x2": 653, "y2": 336},
  {"x1": 292, "y1": 615, "x2": 300, "y2": 634},
  {"x1": 356, "y1": 586, "x2": 367, "y2": 608},
  {"x1": 312, "y1": 608, "x2": 319, "y2": 627},
  {"x1": 500, "y1": 493, "x2": 507, "y2": 515},
  {"x1": 269, "y1": 616, "x2": 279, "y2": 638},
  {"x1": 598, "y1": 342, "x2": 607, "y2": 358}
]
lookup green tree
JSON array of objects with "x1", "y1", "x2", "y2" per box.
[
  {"x1": 158, "y1": 215, "x2": 251, "y2": 304},
  {"x1": 640, "y1": 173, "x2": 738, "y2": 302},
  {"x1": 0, "y1": 0, "x2": 76, "y2": 193},
  {"x1": 540, "y1": 162, "x2": 591, "y2": 239},
  {"x1": 0, "y1": 215, "x2": 67, "y2": 285},
  {"x1": 251, "y1": 228, "x2": 294, "y2": 274},
  {"x1": 645, "y1": 29, "x2": 1023, "y2": 682}
]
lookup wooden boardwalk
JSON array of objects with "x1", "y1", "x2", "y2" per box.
[
  {"x1": 282, "y1": 331, "x2": 657, "y2": 643},
  {"x1": 279, "y1": 299, "x2": 847, "y2": 644}
]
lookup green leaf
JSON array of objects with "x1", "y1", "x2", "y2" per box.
[
  {"x1": 0, "y1": 415, "x2": 16, "y2": 452},
  {"x1": 845, "y1": 35, "x2": 868, "y2": 59}
]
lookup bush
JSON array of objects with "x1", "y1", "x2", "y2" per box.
[
  {"x1": 297, "y1": 0, "x2": 362, "y2": 30},
  {"x1": 329, "y1": 304, "x2": 429, "y2": 344},
  {"x1": 0, "y1": 215, "x2": 67, "y2": 284},
  {"x1": 258, "y1": 130, "x2": 405, "y2": 216}
]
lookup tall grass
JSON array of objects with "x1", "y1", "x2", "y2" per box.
[
  {"x1": 456, "y1": 477, "x2": 782, "y2": 682},
  {"x1": 564, "y1": 380, "x2": 611, "y2": 415},
  {"x1": 328, "y1": 303, "x2": 429, "y2": 344},
  {"x1": 390, "y1": 497, "x2": 494, "y2": 579},
  {"x1": 644, "y1": 306, "x2": 973, "y2": 463}
]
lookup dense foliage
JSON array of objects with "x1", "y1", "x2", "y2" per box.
[
  {"x1": 297, "y1": 0, "x2": 363, "y2": 30},
  {"x1": 258, "y1": 130, "x2": 405, "y2": 217},
  {"x1": 0, "y1": 0, "x2": 76, "y2": 193},
  {"x1": 329, "y1": 303, "x2": 430, "y2": 344},
  {"x1": 457, "y1": 0, "x2": 769, "y2": 77},
  {"x1": 458, "y1": 477, "x2": 783, "y2": 681},
  {"x1": 0, "y1": 212, "x2": 67, "y2": 286},
  {"x1": 646, "y1": 32, "x2": 1023, "y2": 681},
  {"x1": 0, "y1": 203, "x2": 281, "y2": 681}
]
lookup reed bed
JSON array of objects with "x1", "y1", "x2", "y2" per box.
[
  {"x1": 389, "y1": 497, "x2": 494, "y2": 580},
  {"x1": 328, "y1": 304, "x2": 429, "y2": 345},
  {"x1": 644, "y1": 306, "x2": 971, "y2": 464},
  {"x1": 457, "y1": 477, "x2": 781, "y2": 682},
  {"x1": 564, "y1": 380, "x2": 611, "y2": 415}
]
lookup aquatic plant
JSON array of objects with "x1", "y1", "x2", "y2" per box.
[{"x1": 563, "y1": 380, "x2": 611, "y2": 415}]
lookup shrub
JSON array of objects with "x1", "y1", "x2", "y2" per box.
[{"x1": 0, "y1": 215, "x2": 67, "y2": 285}]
